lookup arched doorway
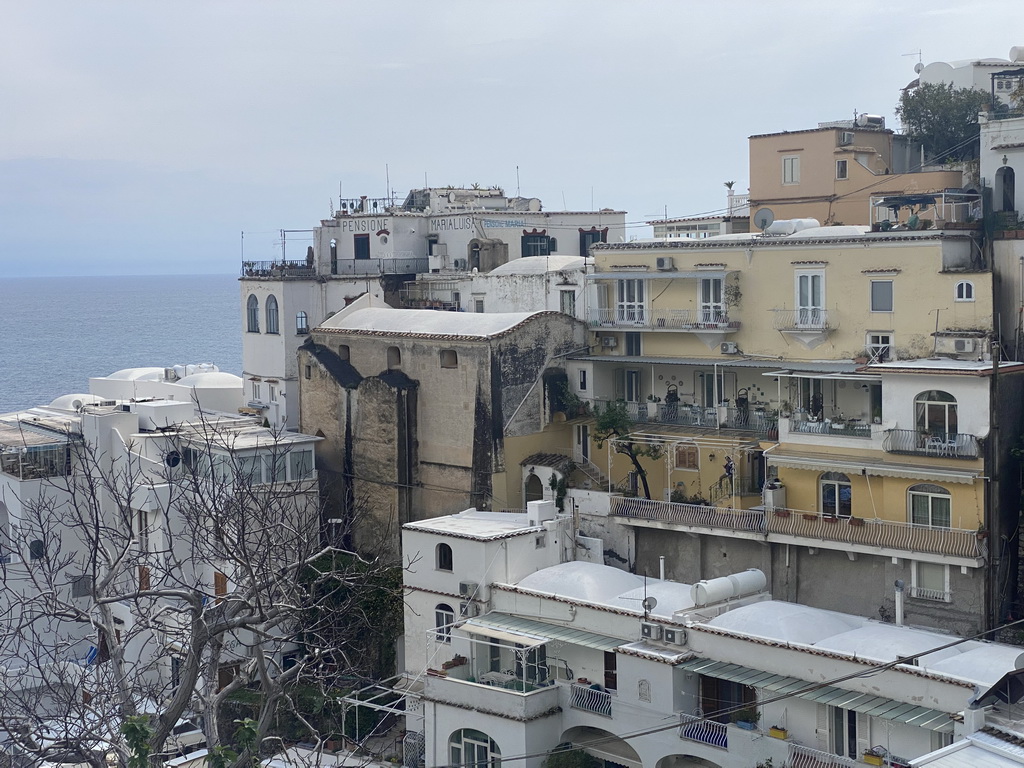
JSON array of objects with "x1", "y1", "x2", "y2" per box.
[
  {"x1": 656, "y1": 756, "x2": 723, "y2": 768},
  {"x1": 525, "y1": 473, "x2": 544, "y2": 502},
  {"x1": 560, "y1": 726, "x2": 642, "y2": 768},
  {"x1": 997, "y1": 165, "x2": 1016, "y2": 212}
]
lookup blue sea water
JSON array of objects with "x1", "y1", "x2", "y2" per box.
[{"x1": 0, "y1": 274, "x2": 242, "y2": 414}]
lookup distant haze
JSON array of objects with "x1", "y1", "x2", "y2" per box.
[{"x1": 3, "y1": 2, "x2": 1023, "y2": 277}]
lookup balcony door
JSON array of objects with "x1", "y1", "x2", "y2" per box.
[
  {"x1": 616, "y1": 279, "x2": 646, "y2": 325},
  {"x1": 796, "y1": 271, "x2": 824, "y2": 327},
  {"x1": 701, "y1": 278, "x2": 725, "y2": 324}
]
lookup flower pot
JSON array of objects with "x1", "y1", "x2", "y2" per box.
[
  {"x1": 864, "y1": 754, "x2": 884, "y2": 766},
  {"x1": 736, "y1": 721, "x2": 757, "y2": 731},
  {"x1": 769, "y1": 727, "x2": 788, "y2": 739},
  {"x1": 849, "y1": 517, "x2": 865, "y2": 527},
  {"x1": 773, "y1": 509, "x2": 791, "y2": 518},
  {"x1": 803, "y1": 513, "x2": 818, "y2": 521}
]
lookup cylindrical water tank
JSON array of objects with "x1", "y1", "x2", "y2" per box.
[
  {"x1": 728, "y1": 569, "x2": 767, "y2": 597},
  {"x1": 690, "y1": 569, "x2": 767, "y2": 606}
]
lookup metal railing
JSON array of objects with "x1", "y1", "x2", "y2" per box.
[
  {"x1": 882, "y1": 429, "x2": 980, "y2": 459},
  {"x1": 909, "y1": 585, "x2": 951, "y2": 602},
  {"x1": 590, "y1": 399, "x2": 777, "y2": 437},
  {"x1": 569, "y1": 683, "x2": 612, "y2": 717},
  {"x1": 773, "y1": 309, "x2": 835, "y2": 332},
  {"x1": 678, "y1": 714, "x2": 728, "y2": 749},
  {"x1": 612, "y1": 497, "x2": 984, "y2": 560},
  {"x1": 789, "y1": 418, "x2": 872, "y2": 438},
  {"x1": 588, "y1": 307, "x2": 739, "y2": 331},
  {"x1": 0, "y1": 445, "x2": 71, "y2": 480},
  {"x1": 788, "y1": 744, "x2": 856, "y2": 768},
  {"x1": 330, "y1": 255, "x2": 428, "y2": 276},
  {"x1": 241, "y1": 260, "x2": 315, "y2": 278}
]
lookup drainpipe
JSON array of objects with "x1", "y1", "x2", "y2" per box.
[
  {"x1": 659, "y1": 555, "x2": 666, "y2": 581},
  {"x1": 988, "y1": 344, "x2": 1001, "y2": 631},
  {"x1": 894, "y1": 579, "x2": 905, "y2": 627}
]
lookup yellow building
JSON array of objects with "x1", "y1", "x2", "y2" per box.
[{"x1": 547, "y1": 227, "x2": 1022, "y2": 638}]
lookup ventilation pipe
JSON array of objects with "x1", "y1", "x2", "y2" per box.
[
  {"x1": 894, "y1": 579, "x2": 905, "y2": 627},
  {"x1": 659, "y1": 556, "x2": 666, "y2": 581}
]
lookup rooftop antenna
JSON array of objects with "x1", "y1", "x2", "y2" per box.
[
  {"x1": 385, "y1": 163, "x2": 390, "y2": 205},
  {"x1": 903, "y1": 49, "x2": 924, "y2": 74},
  {"x1": 516, "y1": 165, "x2": 521, "y2": 197}
]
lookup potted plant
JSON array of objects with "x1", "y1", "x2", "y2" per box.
[
  {"x1": 863, "y1": 747, "x2": 886, "y2": 766},
  {"x1": 731, "y1": 707, "x2": 760, "y2": 731},
  {"x1": 768, "y1": 725, "x2": 788, "y2": 739},
  {"x1": 849, "y1": 517, "x2": 865, "y2": 527}
]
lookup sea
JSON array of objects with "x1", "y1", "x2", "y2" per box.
[{"x1": 0, "y1": 274, "x2": 242, "y2": 414}]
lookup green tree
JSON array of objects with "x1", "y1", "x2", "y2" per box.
[
  {"x1": 592, "y1": 401, "x2": 663, "y2": 499},
  {"x1": 896, "y1": 82, "x2": 989, "y2": 162}
]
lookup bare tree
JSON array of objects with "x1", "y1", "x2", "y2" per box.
[{"x1": 0, "y1": 410, "x2": 401, "y2": 768}]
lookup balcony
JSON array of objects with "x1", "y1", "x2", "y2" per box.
[
  {"x1": 678, "y1": 714, "x2": 728, "y2": 749},
  {"x1": 569, "y1": 682, "x2": 612, "y2": 717},
  {"x1": 422, "y1": 671, "x2": 558, "y2": 720},
  {"x1": 789, "y1": 418, "x2": 872, "y2": 439},
  {"x1": 788, "y1": 743, "x2": 856, "y2": 768},
  {"x1": 591, "y1": 399, "x2": 776, "y2": 438},
  {"x1": 241, "y1": 260, "x2": 316, "y2": 279},
  {"x1": 331, "y1": 255, "x2": 428, "y2": 276},
  {"x1": 589, "y1": 307, "x2": 739, "y2": 333},
  {"x1": 612, "y1": 497, "x2": 985, "y2": 561},
  {"x1": 772, "y1": 309, "x2": 836, "y2": 348},
  {"x1": 882, "y1": 429, "x2": 980, "y2": 460}
]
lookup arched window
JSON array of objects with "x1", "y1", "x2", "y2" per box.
[
  {"x1": 296, "y1": 311, "x2": 309, "y2": 334},
  {"x1": 246, "y1": 294, "x2": 260, "y2": 333},
  {"x1": 909, "y1": 483, "x2": 951, "y2": 528},
  {"x1": 435, "y1": 603, "x2": 455, "y2": 643},
  {"x1": 820, "y1": 471, "x2": 852, "y2": 518},
  {"x1": 915, "y1": 391, "x2": 958, "y2": 436},
  {"x1": 440, "y1": 349, "x2": 458, "y2": 369},
  {"x1": 266, "y1": 295, "x2": 279, "y2": 334},
  {"x1": 436, "y1": 542, "x2": 453, "y2": 571},
  {"x1": 387, "y1": 346, "x2": 402, "y2": 370},
  {"x1": 449, "y1": 729, "x2": 500, "y2": 768},
  {"x1": 954, "y1": 281, "x2": 974, "y2": 302},
  {"x1": 525, "y1": 474, "x2": 544, "y2": 502}
]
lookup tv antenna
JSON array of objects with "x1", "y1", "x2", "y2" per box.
[{"x1": 903, "y1": 49, "x2": 924, "y2": 73}]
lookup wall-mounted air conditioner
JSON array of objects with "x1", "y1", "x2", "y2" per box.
[
  {"x1": 459, "y1": 601, "x2": 479, "y2": 618},
  {"x1": 662, "y1": 627, "x2": 687, "y2": 645},
  {"x1": 656, "y1": 256, "x2": 675, "y2": 271},
  {"x1": 459, "y1": 581, "x2": 478, "y2": 597},
  {"x1": 935, "y1": 336, "x2": 978, "y2": 354},
  {"x1": 640, "y1": 621, "x2": 663, "y2": 640},
  {"x1": 601, "y1": 336, "x2": 617, "y2": 348},
  {"x1": 839, "y1": 131, "x2": 855, "y2": 146},
  {"x1": 720, "y1": 342, "x2": 739, "y2": 355}
]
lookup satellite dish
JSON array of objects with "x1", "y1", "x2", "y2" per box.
[
  {"x1": 914, "y1": 62, "x2": 924, "y2": 74},
  {"x1": 642, "y1": 596, "x2": 658, "y2": 612},
  {"x1": 753, "y1": 208, "x2": 775, "y2": 231}
]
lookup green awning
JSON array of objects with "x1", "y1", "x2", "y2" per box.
[
  {"x1": 463, "y1": 614, "x2": 621, "y2": 652},
  {"x1": 676, "y1": 658, "x2": 955, "y2": 733}
]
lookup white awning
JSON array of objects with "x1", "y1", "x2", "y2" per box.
[{"x1": 766, "y1": 451, "x2": 980, "y2": 485}]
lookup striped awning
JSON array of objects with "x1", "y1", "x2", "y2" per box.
[
  {"x1": 462, "y1": 614, "x2": 620, "y2": 652},
  {"x1": 677, "y1": 658, "x2": 955, "y2": 733}
]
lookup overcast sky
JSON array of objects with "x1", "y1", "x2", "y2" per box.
[{"x1": 4, "y1": 2, "x2": 1024, "y2": 277}]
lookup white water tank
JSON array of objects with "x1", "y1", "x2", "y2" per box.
[
  {"x1": 765, "y1": 218, "x2": 820, "y2": 236},
  {"x1": 690, "y1": 569, "x2": 766, "y2": 606}
]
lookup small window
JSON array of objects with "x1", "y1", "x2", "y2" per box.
[
  {"x1": 304, "y1": 365, "x2": 312, "y2": 380},
  {"x1": 246, "y1": 294, "x2": 260, "y2": 333},
  {"x1": 71, "y1": 575, "x2": 93, "y2": 598},
  {"x1": 435, "y1": 603, "x2": 455, "y2": 643},
  {"x1": 836, "y1": 159, "x2": 848, "y2": 180},
  {"x1": 436, "y1": 542, "x2": 453, "y2": 571},
  {"x1": 29, "y1": 539, "x2": 45, "y2": 561},
  {"x1": 387, "y1": 346, "x2": 401, "y2": 369},
  {"x1": 338, "y1": 345, "x2": 350, "y2": 361},
  {"x1": 440, "y1": 349, "x2": 458, "y2": 369},
  {"x1": 867, "y1": 333, "x2": 892, "y2": 363},
  {"x1": 560, "y1": 290, "x2": 576, "y2": 316},
  {"x1": 625, "y1": 332, "x2": 642, "y2": 356},
  {"x1": 268, "y1": 384, "x2": 277, "y2": 402},
  {"x1": 579, "y1": 369, "x2": 588, "y2": 392},
  {"x1": 870, "y1": 280, "x2": 893, "y2": 312},
  {"x1": 252, "y1": 382, "x2": 261, "y2": 401},
  {"x1": 955, "y1": 281, "x2": 974, "y2": 302},
  {"x1": 783, "y1": 155, "x2": 800, "y2": 184},
  {"x1": 675, "y1": 445, "x2": 699, "y2": 470},
  {"x1": 354, "y1": 233, "x2": 371, "y2": 260},
  {"x1": 266, "y1": 295, "x2": 279, "y2": 334},
  {"x1": 912, "y1": 561, "x2": 950, "y2": 602},
  {"x1": 475, "y1": 299, "x2": 485, "y2": 313},
  {"x1": 289, "y1": 450, "x2": 313, "y2": 481},
  {"x1": 296, "y1": 311, "x2": 309, "y2": 334}
]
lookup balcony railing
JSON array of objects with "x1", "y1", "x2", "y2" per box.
[
  {"x1": 589, "y1": 307, "x2": 739, "y2": 332},
  {"x1": 569, "y1": 683, "x2": 612, "y2": 717},
  {"x1": 590, "y1": 399, "x2": 776, "y2": 437},
  {"x1": 678, "y1": 714, "x2": 728, "y2": 749},
  {"x1": 789, "y1": 418, "x2": 872, "y2": 439},
  {"x1": 773, "y1": 309, "x2": 835, "y2": 332},
  {"x1": 612, "y1": 497, "x2": 985, "y2": 560},
  {"x1": 330, "y1": 255, "x2": 428, "y2": 276},
  {"x1": 909, "y1": 585, "x2": 951, "y2": 602},
  {"x1": 788, "y1": 744, "x2": 856, "y2": 768},
  {"x1": 882, "y1": 429, "x2": 980, "y2": 460},
  {"x1": 241, "y1": 260, "x2": 315, "y2": 278}
]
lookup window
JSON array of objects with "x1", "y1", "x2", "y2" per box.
[
  {"x1": 700, "y1": 676, "x2": 756, "y2": 724},
  {"x1": 675, "y1": 445, "x2": 699, "y2": 470},
  {"x1": 955, "y1": 281, "x2": 975, "y2": 302},
  {"x1": 701, "y1": 277, "x2": 725, "y2": 324},
  {"x1": 330, "y1": 239, "x2": 338, "y2": 274},
  {"x1": 354, "y1": 233, "x2": 371, "y2": 260},
  {"x1": 289, "y1": 450, "x2": 313, "y2": 481},
  {"x1": 829, "y1": 706, "x2": 866, "y2": 760},
  {"x1": 625, "y1": 332, "x2": 642, "y2": 356},
  {"x1": 560, "y1": 289, "x2": 576, "y2": 316},
  {"x1": 449, "y1": 729, "x2": 500, "y2": 768},
  {"x1": 820, "y1": 472, "x2": 852, "y2": 518},
  {"x1": 338, "y1": 345, "x2": 350, "y2": 361},
  {"x1": 870, "y1": 280, "x2": 893, "y2": 312},
  {"x1": 616, "y1": 368, "x2": 642, "y2": 402},
  {"x1": 387, "y1": 346, "x2": 401, "y2": 369},
  {"x1": 915, "y1": 390, "x2": 957, "y2": 436},
  {"x1": 867, "y1": 333, "x2": 892, "y2": 363},
  {"x1": 912, "y1": 561, "x2": 950, "y2": 601},
  {"x1": 440, "y1": 349, "x2": 458, "y2": 369},
  {"x1": 71, "y1": 575, "x2": 93, "y2": 598},
  {"x1": 266, "y1": 295, "x2": 279, "y2": 334},
  {"x1": 451, "y1": 291, "x2": 461, "y2": 310},
  {"x1": 246, "y1": 294, "x2": 260, "y2": 333},
  {"x1": 296, "y1": 311, "x2": 309, "y2": 334},
  {"x1": 909, "y1": 483, "x2": 951, "y2": 528},
  {"x1": 796, "y1": 271, "x2": 824, "y2": 326},
  {"x1": 268, "y1": 384, "x2": 276, "y2": 402},
  {"x1": 783, "y1": 155, "x2": 801, "y2": 184},
  {"x1": 252, "y1": 381, "x2": 261, "y2": 402},
  {"x1": 578, "y1": 369, "x2": 588, "y2": 392},
  {"x1": 304, "y1": 365, "x2": 312, "y2": 380},
  {"x1": 435, "y1": 603, "x2": 455, "y2": 643},
  {"x1": 522, "y1": 233, "x2": 554, "y2": 257},
  {"x1": 436, "y1": 542, "x2": 453, "y2": 571},
  {"x1": 263, "y1": 452, "x2": 286, "y2": 484},
  {"x1": 616, "y1": 279, "x2": 646, "y2": 324},
  {"x1": 136, "y1": 509, "x2": 150, "y2": 553},
  {"x1": 836, "y1": 159, "x2": 848, "y2": 180},
  {"x1": 579, "y1": 227, "x2": 606, "y2": 256},
  {"x1": 475, "y1": 299, "x2": 485, "y2": 313},
  {"x1": 214, "y1": 571, "x2": 228, "y2": 603},
  {"x1": 29, "y1": 539, "x2": 45, "y2": 560}
]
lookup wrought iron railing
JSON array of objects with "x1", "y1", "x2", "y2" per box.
[
  {"x1": 569, "y1": 683, "x2": 612, "y2": 717},
  {"x1": 678, "y1": 714, "x2": 728, "y2": 749},
  {"x1": 788, "y1": 743, "x2": 856, "y2": 768},
  {"x1": 909, "y1": 585, "x2": 951, "y2": 602},
  {"x1": 789, "y1": 418, "x2": 872, "y2": 438},
  {"x1": 882, "y1": 429, "x2": 980, "y2": 459},
  {"x1": 588, "y1": 307, "x2": 739, "y2": 331},
  {"x1": 589, "y1": 399, "x2": 776, "y2": 437},
  {"x1": 241, "y1": 260, "x2": 315, "y2": 278},
  {"x1": 614, "y1": 497, "x2": 765, "y2": 534},
  {"x1": 773, "y1": 309, "x2": 835, "y2": 332}
]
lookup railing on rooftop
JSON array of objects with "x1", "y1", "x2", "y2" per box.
[
  {"x1": 678, "y1": 714, "x2": 728, "y2": 749},
  {"x1": 772, "y1": 309, "x2": 836, "y2": 332},
  {"x1": 330, "y1": 256, "x2": 428, "y2": 276},
  {"x1": 612, "y1": 497, "x2": 984, "y2": 560},
  {"x1": 589, "y1": 307, "x2": 739, "y2": 332},
  {"x1": 882, "y1": 429, "x2": 980, "y2": 460},
  {"x1": 241, "y1": 260, "x2": 316, "y2": 278},
  {"x1": 0, "y1": 445, "x2": 71, "y2": 481}
]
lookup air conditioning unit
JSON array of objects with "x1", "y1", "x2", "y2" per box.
[
  {"x1": 640, "y1": 622, "x2": 663, "y2": 641},
  {"x1": 453, "y1": 258, "x2": 468, "y2": 270},
  {"x1": 720, "y1": 342, "x2": 739, "y2": 355},
  {"x1": 459, "y1": 581, "x2": 478, "y2": 597},
  {"x1": 601, "y1": 336, "x2": 617, "y2": 348},
  {"x1": 662, "y1": 627, "x2": 687, "y2": 646},
  {"x1": 656, "y1": 256, "x2": 675, "y2": 271},
  {"x1": 839, "y1": 131, "x2": 855, "y2": 146},
  {"x1": 935, "y1": 336, "x2": 978, "y2": 354},
  {"x1": 459, "y1": 601, "x2": 479, "y2": 618},
  {"x1": 954, "y1": 338, "x2": 976, "y2": 353}
]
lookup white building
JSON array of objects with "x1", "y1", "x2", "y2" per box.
[
  {"x1": 915, "y1": 46, "x2": 1024, "y2": 94},
  {"x1": 240, "y1": 187, "x2": 625, "y2": 431},
  {"x1": 398, "y1": 502, "x2": 1024, "y2": 768}
]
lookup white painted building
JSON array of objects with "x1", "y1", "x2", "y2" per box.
[
  {"x1": 398, "y1": 502, "x2": 1024, "y2": 768},
  {"x1": 240, "y1": 188, "x2": 625, "y2": 431},
  {"x1": 915, "y1": 46, "x2": 1024, "y2": 94}
]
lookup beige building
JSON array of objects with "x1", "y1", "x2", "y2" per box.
[
  {"x1": 297, "y1": 295, "x2": 586, "y2": 554},
  {"x1": 748, "y1": 123, "x2": 963, "y2": 226},
  {"x1": 539, "y1": 226, "x2": 1023, "y2": 638}
]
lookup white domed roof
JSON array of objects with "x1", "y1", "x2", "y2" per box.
[
  {"x1": 48, "y1": 394, "x2": 103, "y2": 411},
  {"x1": 176, "y1": 372, "x2": 243, "y2": 389},
  {"x1": 105, "y1": 367, "x2": 166, "y2": 381},
  {"x1": 708, "y1": 601, "x2": 862, "y2": 645},
  {"x1": 488, "y1": 255, "x2": 586, "y2": 276},
  {"x1": 516, "y1": 561, "x2": 645, "y2": 602}
]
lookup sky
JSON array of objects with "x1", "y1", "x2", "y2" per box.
[{"x1": 3, "y1": 2, "x2": 1024, "y2": 277}]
